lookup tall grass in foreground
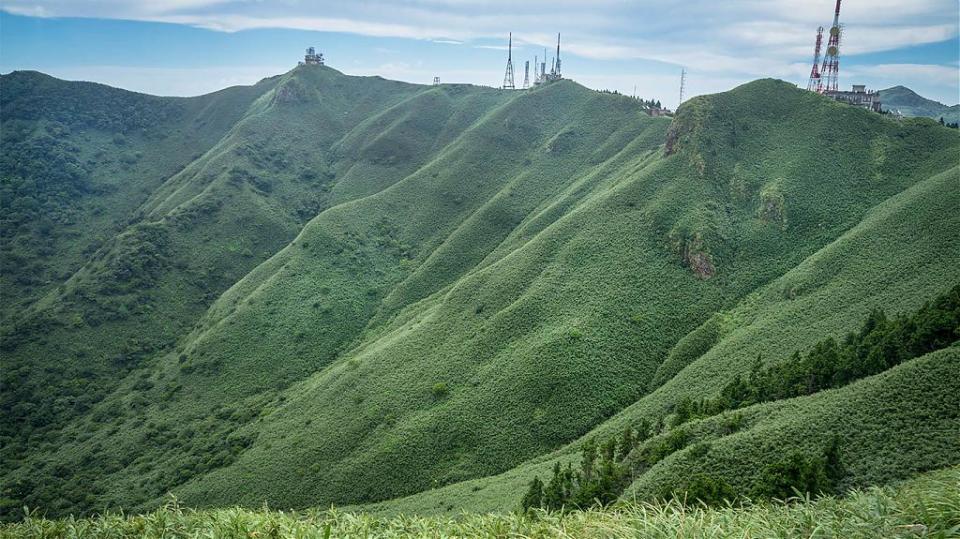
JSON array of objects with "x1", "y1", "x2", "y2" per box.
[{"x1": 4, "y1": 467, "x2": 957, "y2": 538}]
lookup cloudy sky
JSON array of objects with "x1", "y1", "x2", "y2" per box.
[{"x1": 1, "y1": 1, "x2": 957, "y2": 106}]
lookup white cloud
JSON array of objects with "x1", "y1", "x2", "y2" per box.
[
  {"x1": 847, "y1": 63, "x2": 960, "y2": 86},
  {"x1": 5, "y1": 0, "x2": 954, "y2": 56},
  {"x1": 474, "y1": 45, "x2": 520, "y2": 51},
  {"x1": 1, "y1": 0, "x2": 957, "y2": 102}
]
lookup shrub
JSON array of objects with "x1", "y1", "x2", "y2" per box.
[
  {"x1": 676, "y1": 475, "x2": 737, "y2": 505},
  {"x1": 752, "y1": 438, "x2": 845, "y2": 500},
  {"x1": 431, "y1": 383, "x2": 449, "y2": 400}
]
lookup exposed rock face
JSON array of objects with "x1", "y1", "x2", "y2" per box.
[
  {"x1": 664, "y1": 122, "x2": 679, "y2": 156},
  {"x1": 758, "y1": 181, "x2": 787, "y2": 228},
  {"x1": 671, "y1": 230, "x2": 716, "y2": 280},
  {"x1": 686, "y1": 249, "x2": 716, "y2": 279},
  {"x1": 274, "y1": 80, "x2": 307, "y2": 104}
]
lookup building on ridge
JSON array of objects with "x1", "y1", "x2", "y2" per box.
[
  {"x1": 824, "y1": 84, "x2": 882, "y2": 112},
  {"x1": 300, "y1": 47, "x2": 324, "y2": 66}
]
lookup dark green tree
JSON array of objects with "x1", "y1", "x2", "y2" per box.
[
  {"x1": 542, "y1": 462, "x2": 565, "y2": 510},
  {"x1": 617, "y1": 426, "x2": 635, "y2": 461},
  {"x1": 520, "y1": 476, "x2": 544, "y2": 511},
  {"x1": 681, "y1": 475, "x2": 736, "y2": 505},
  {"x1": 580, "y1": 438, "x2": 598, "y2": 483}
]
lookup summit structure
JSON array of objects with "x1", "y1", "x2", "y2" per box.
[{"x1": 502, "y1": 33, "x2": 516, "y2": 89}]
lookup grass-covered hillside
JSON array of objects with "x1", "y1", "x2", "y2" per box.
[
  {"x1": 1, "y1": 66, "x2": 958, "y2": 524},
  {"x1": 0, "y1": 70, "x2": 277, "y2": 319}
]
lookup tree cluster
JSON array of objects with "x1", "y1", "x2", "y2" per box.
[
  {"x1": 521, "y1": 423, "x2": 652, "y2": 511},
  {"x1": 595, "y1": 90, "x2": 662, "y2": 110},
  {"x1": 673, "y1": 284, "x2": 959, "y2": 427},
  {"x1": 751, "y1": 437, "x2": 845, "y2": 500}
]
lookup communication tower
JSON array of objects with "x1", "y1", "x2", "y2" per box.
[
  {"x1": 543, "y1": 34, "x2": 562, "y2": 82},
  {"x1": 819, "y1": 0, "x2": 843, "y2": 93},
  {"x1": 679, "y1": 68, "x2": 686, "y2": 107},
  {"x1": 502, "y1": 33, "x2": 516, "y2": 89},
  {"x1": 553, "y1": 33, "x2": 561, "y2": 79},
  {"x1": 806, "y1": 27, "x2": 824, "y2": 92}
]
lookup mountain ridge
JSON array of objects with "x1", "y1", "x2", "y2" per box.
[
  {"x1": 1, "y1": 68, "x2": 957, "y2": 519},
  {"x1": 880, "y1": 85, "x2": 960, "y2": 123}
]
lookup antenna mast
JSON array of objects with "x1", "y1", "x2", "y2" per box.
[
  {"x1": 542, "y1": 48, "x2": 547, "y2": 81},
  {"x1": 679, "y1": 68, "x2": 687, "y2": 107},
  {"x1": 806, "y1": 26, "x2": 824, "y2": 91},
  {"x1": 554, "y1": 33, "x2": 561, "y2": 79},
  {"x1": 820, "y1": 0, "x2": 842, "y2": 93},
  {"x1": 502, "y1": 32, "x2": 516, "y2": 89},
  {"x1": 523, "y1": 60, "x2": 530, "y2": 89}
]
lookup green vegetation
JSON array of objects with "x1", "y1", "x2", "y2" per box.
[
  {"x1": 522, "y1": 281, "x2": 959, "y2": 510},
  {"x1": 671, "y1": 285, "x2": 960, "y2": 426},
  {"x1": 1, "y1": 67, "x2": 958, "y2": 525},
  {"x1": 880, "y1": 85, "x2": 960, "y2": 124},
  {"x1": 524, "y1": 425, "x2": 845, "y2": 510},
  {"x1": 4, "y1": 466, "x2": 959, "y2": 538},
  {"x1": 521, "y1": 432, "x2": 640, "y2": 512}
]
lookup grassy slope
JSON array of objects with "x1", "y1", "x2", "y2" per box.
[
  {"x1": 161, "y1": 81, "x2": 955, "y2": 513},
  {"x1": 362, "y1": 156, "x2": 959, "y2": 516},
  {"x1": 2, "y1": 74, "x2": 958, "y2": 519},
  {"x1": 5, "y1": 466, "x2": 959, "y2": 538},
  {"x1": 32, "y1": 80, "x2": 673, "y2": 514},
  {"x1": 0, "y1": 71, "x2": 275, "y2": 319},
  {"x1": 0, "y1": 67, "x2": 512, "y2": 515}
]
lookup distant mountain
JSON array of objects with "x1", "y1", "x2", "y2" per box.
[
  {"x1": 880, "y1": 85, "x2": 959, "y2": 124},
  {"x1": 1, "y1": 69, "x2": 958, "y2": 521}
]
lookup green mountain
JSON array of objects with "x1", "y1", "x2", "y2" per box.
[
  {"x1": 880, "y1": 85, "x2": 960, "y2": 124},
  {"x1": 1, "y1": 66, "x2": 958, "y2": 521}
]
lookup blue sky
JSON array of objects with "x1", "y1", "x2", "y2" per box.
[{"x1": 1, "y1": 1, "x2": 957, "y2": 107}]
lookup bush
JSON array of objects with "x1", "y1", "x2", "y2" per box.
[
  {"x1": 752, "y1": 438, "x2": 845, "y2": 500},
  {"x1": 677, "y1": 475, "x2": 736, "y2": 505},
  {"x1": 430, "y1": 383, "x2": 449, "y2": 400}
]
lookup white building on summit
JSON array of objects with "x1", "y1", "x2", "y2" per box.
[{"x1": 300, "y1": 47, "x2": 324, "y2": 66}]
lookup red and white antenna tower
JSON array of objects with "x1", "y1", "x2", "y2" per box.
[
  {"x1": 819, "y1": 0, "x2": 842, "y2": 93},
  {"x1": 502, "y1": 33, "x2": 516, "y2": 89},
  {"x1": 806, "y1": 26, "x2": 824, "y2": 92}
]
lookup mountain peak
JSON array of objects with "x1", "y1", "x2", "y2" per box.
[{"x1": 879, "y1": 85, "x2": 958, "y2": 121}]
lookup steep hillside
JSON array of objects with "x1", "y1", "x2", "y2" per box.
[
  {"x1": 1, "y1": 72, "x2": 957, "y2": 521},
  {"x1": 880, "y1": 85, "x2": 960, "y2": 124},
  {"x1": 361, "y1": 154, "x2": 960, "y2": 518},
  {"x1": 0, "y1": 71, "x2": 277, "y2": 319},
  {"x1": 0, "y1": 67, "x2": 512, "y2": 515}
]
